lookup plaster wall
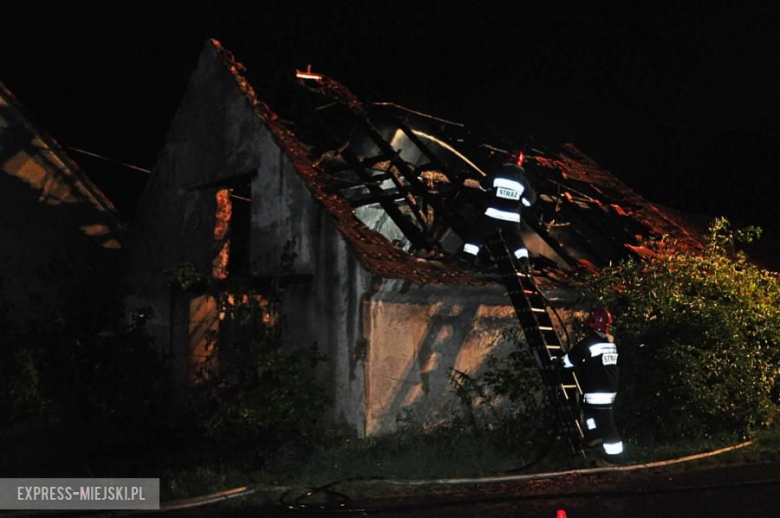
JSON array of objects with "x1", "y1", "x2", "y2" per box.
[
  {"x1": 252, "y1": 149, "x2": 372, "y2": 434},
  {"x1": 126, "y1": 40, "x2": 374, "y2": 422},
  {"x1": 249, "y1": 130, "x2": 316, "y2": 276},
  {"x1": 362, "y1": 281, "x2": 521, "y2": 435},
  {"x1": 124, "y1": 41, "x2": 268, "y2": 392}
]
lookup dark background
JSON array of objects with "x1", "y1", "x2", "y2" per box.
[{"x1": 3, "y1": 1, "x2": 779, "y2": 251}]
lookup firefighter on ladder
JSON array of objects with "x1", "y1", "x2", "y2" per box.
[
  {"x1": 459, "y1": 155, "x2": 537, "y2": 272},
  {"x1": 561, "y1": 307, "x2": 623, "y2": 459}
]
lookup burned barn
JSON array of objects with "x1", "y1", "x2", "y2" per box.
[
  {"x1": 124, "y1": 40, "x2": 702, "y2": 439},
  {"x1": 0, "y1": 83, "x2": 122, "y2": 325}
]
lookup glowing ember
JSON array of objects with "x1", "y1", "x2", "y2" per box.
[
  {"x1": 212, "y1": 189, "x2": 232, "y2": 280},
  {"x1": 295, "y1": 64, "x2": 323, "y2": 81}
]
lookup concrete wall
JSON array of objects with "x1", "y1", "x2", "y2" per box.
[
  {"x1": 249, "y1": 129, "x2": 319, "y2": 276},
  {"x1": 249, "y1": 126, "x2": 374, "y2": 433},
  {"x1": 123, "y1": 40, "x2": 268, "y2": 393},
  {"x1": 125, "y1": 41, "x2": 374, "y2": 428},
  {"x1": 362, "y1": 281, "x2": 520, "y2": 435}
]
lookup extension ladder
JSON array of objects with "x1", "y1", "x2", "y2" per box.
[{"x1": 486, "y1": 231, "x2": 585, "y2": 456}]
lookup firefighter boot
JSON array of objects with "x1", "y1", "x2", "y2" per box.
[{"x1": 517, "y1": 255, "x2": 530, "y2": 274}]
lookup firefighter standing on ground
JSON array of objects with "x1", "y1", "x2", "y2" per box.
[
  {"x1": 561, "y1": 307, "x2": 624, "y2": 458},
  {"x1": 460, "y1": 155, "x2": 537, "y2": 271}
]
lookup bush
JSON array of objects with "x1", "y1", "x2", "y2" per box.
[
  {"x1": 0, "y1": 294, "x2": 168, "y2": 451},
  {"x1": 450, "y1": 327, "x2": 551, "y2": 447},
  {"x1": 189, "y1": 291, "x2": 327, "y2": 466},
  {"x1": 586, "y1": 217, "x2": 780, "y2": 441},
  {"x1": 47, "y1": 312, "x2": 169, "y2": 437},
  {"x1": 0, "y1": 296, "x2": 49, "y2": 422}
]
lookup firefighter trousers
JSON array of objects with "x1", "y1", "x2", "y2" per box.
[{"x1": 583, "y1": 403, "x2": 623, "y2": 456}]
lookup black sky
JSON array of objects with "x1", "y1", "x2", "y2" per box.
[{"x1": 3, "y1": 1, "x2": 779, "y2": 242}]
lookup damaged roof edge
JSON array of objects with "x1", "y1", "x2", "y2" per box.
[
  {"x1": 208, "y1": 39, "x2": 703, "y2": 286},
  {"x1": 208, "y1": 39, "x2": 482, "y2": 286},
  {"x1": 0, "y1": 82, "x2": 125, "y2": 239},
  {"x1": 546, "y1": 144, "x2": 703, "y2": 252}
]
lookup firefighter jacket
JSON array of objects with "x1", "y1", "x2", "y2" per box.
[
  {"x1": 562, "y1": 330, "x2": 619, "y2": 406},
  {"x1": 479, "y1": 165, "x2": 537, "y2": 223}
]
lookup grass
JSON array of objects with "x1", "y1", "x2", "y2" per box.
[
  {"x1": 5, "y1": 416, "x2": 777, "y2": 504},
  {"x1": 158, "y1": 421, "x2": 780, "y2": 507},
  {"x1": 268, "y1": 429, "x2": 545, "y2": 484},
  {"x1": 158, "y1": 425, "x2": 551, "y2": 501}
]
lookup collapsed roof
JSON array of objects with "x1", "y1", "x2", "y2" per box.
[{"x1": 211, "y1": 40, "x2": 702, "y2": 286}]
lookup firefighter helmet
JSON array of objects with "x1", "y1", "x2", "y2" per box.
[
  {"x1": 506, "y1": 150, "x2": 525, "y2": 168},
  {"x1": 587, "y1": 307, "x2": 613, "y2": 334}
]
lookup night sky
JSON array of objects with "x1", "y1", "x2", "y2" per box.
[{"x1": 3, "y1": 2, "x2": 779, "y2": 254}]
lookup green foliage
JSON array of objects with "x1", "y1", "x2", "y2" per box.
[
  {"x1": 48, "y1": 313, "x2": 169, "y2": 436},
  {"x1": 450, "y1": 327, "x2": 550, "y2": 445},
  {"x1": 586, "y1": 217, "x2": 780, "y2": 441},
  {"x1": 165, "y1": 262, "x2": 207, "y2": 292},
  {"x1": 0, "y1": 298, "x2": 49, "y2": 421},
  {"x1": 0, "y1": 256, "x2": 172, "y2": 477},
  {"x1": 0, "y1": 294, "x2": 169, "y2": 449},
  {"x1": 189, "y1": 291, "x2": 327, "y2": 466}
]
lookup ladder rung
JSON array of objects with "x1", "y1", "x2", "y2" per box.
[
  {"x1": 483, "y1": 241, "x2": 585, "y2": 456},
  {"x1": 572, "y1": 372, "x2": 583, "y2": 395}
]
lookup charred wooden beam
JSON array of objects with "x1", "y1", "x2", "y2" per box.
[
  {"x1": 524, "y1": 206, "x2": 580, "y2": 267},
  {"x1": 320, "y1": 172, "x2": 392, "y2": 194},
  {"x1": 348, "y1": 119, "x2": 435, "y2": 230},
  {"x1": 298, "y1": 94, "x2": 437, "y2": 251},
  {"x1": 339, "y1": 145, "x2": 434, "y2": 250},
  {"x1": 346, "y1": 188, "x2": 406, "y2": 208},
  {"x1": 323, "y1": 153, "x2": 391, "y2": 174}
]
